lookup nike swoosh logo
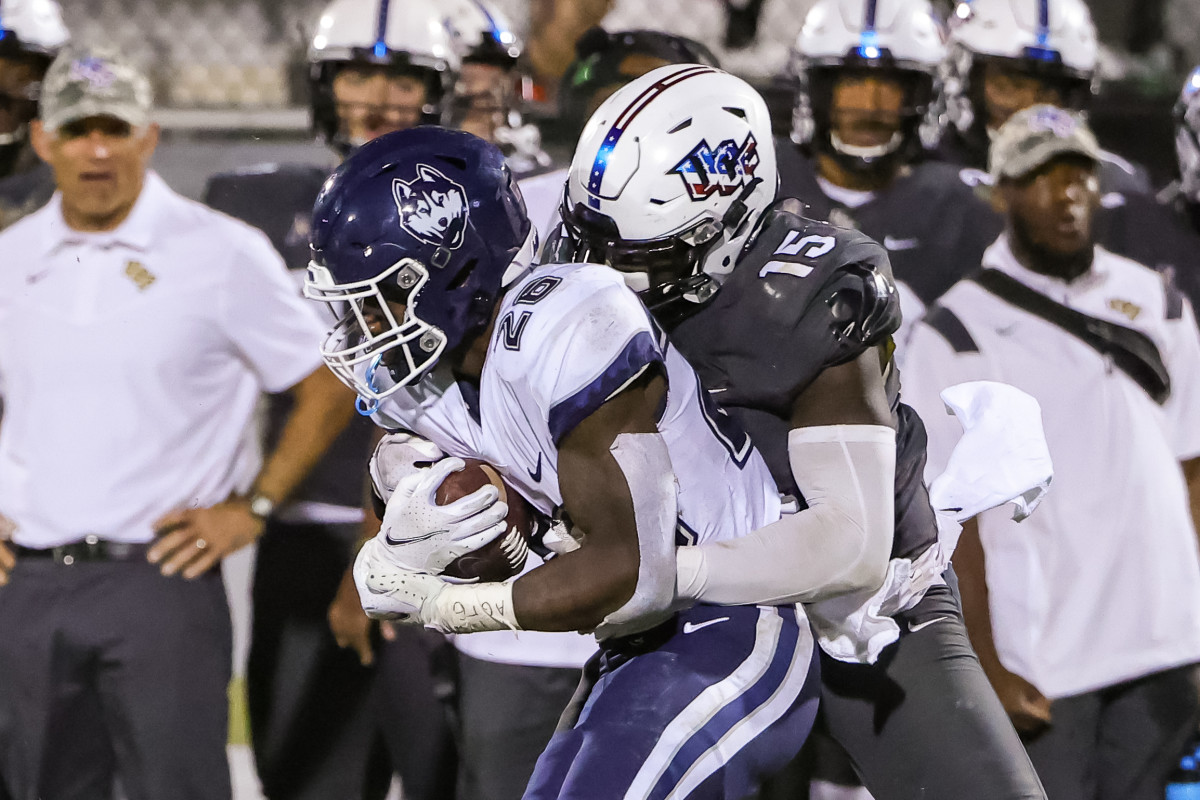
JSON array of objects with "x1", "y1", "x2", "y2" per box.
[
  {"x1": 908, "y1": 616, "x2": 949, "y2": 634},
  {"x1": 883, "y1": 236, "x2": 920, "y2": 251},
  {"x1": 384, "y1": 529, "x2": 447, "y2": 547},
  {"x1": 528, "y1": 453, "x2": 543, "y2": 483},
  {"x1": 683, "y1": 617, "x2": 729, "y2": 634}
]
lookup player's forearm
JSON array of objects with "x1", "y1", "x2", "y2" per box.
[
  {"x1": 954, "y1": 517, "x2": 1004, "y2": 675},
  {"x1": 512, "y1": 541, "x2": 639, "y2": 631},
  {"x1": 676, "y1": 425, "x2": 895, "y2": 606},
  {"x1": 1182, "y1": 457, "x2": 1200, "y2": 553},
  {"x1": 252, "y1": 367, "x2": 357, "y2": 504}
]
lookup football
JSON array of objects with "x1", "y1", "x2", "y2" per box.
[{"x1": 435, "y1": 459, "x2": 535, "y2": 582}]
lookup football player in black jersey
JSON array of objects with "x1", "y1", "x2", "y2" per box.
[
  {"x1": 782, "y1": 0, "x2": 1001, "y2": 345},
  {"x1": 1168, "y1": 66, "x2": 1200, "y2": 236},
  {"x1": 938, "y1": 0, "x2": 1151, "y2": 196},
  {"x1": 551, "y1": 63, "x2": 1047, "y2": 800},
  {"x1": 202, "y1": 1, "x2": 468, "y2": 797},
  {"x1": 1080, "y1": 66, "x2": 1200, "y2": 329}
]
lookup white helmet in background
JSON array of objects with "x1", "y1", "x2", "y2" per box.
[
  {"x1": 308, "y1": 0, "x2": 461, "y2": 154},
  {"x1": 791, "y1": 0, "x2": 946, "y2": 173},
  {"x1": 0, "y1": 0, "x2": 69, "y2": 149},
  {"x1": 944, "y1": 0, "x2": 1098, "y2": 142},
  {"x1": 557, "y1": 64, "x2": 777, "y2": 307},
  {"x1": 1175, "y1": 66, "x2": 1200, "y2": 205},
  {"x1": 442, "y1": 0, "x2": 548, "y2": 170},
  {"x1": 0, "y1": 0, "x2": 68, "y2": 56},
  {"x1": 443, "y1": 0, "x2": 522, "y2": 67}
]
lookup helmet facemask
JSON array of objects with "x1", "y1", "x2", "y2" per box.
[
  {"x1": 1175, "y1": 67, "x2": 1200, "y2": 205},
  {"x1": 306, "y1": 257, "x2": 447, "y2": 403},
  {"x1": 794, "y1": 57, "x2": 942, "y2": 178}
]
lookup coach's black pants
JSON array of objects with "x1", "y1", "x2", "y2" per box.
[{"x1": 0, "y1": 556, "x2": 232, "y2": 800}]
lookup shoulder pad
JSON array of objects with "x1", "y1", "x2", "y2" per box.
[{"x1": 741, "y1": 203, "x2": 902, "y2": 362}]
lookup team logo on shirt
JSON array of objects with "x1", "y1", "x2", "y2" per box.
[
  {"x1": 670, "y1": 133, "x2": 759, "y2": 201},
  {"x1": 392, "y1": 165, "x2": 469, "y2": 250},
  {"x1": 1108, "y1": 298, "x2": 1142, "y2": 321}
]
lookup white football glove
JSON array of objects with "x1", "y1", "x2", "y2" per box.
[
  {"x1": 354, "y1": 539, "x2": 520, "y2": 634},
  {"x1": 369, "y1": 432, "x2": 444, "y2": 504},
  {"x1": 354, "y1": 538, "x2": 447, "y2": 622},
  {"x1": 378, "y1": 456, "x2": 510, "y2": 576}
]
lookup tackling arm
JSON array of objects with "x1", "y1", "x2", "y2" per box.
[{"x1": 676, "y1": 348, "x2": 895, "y2": 605}]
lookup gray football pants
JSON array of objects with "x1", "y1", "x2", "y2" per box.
[{"x1": 817, "y1": 581, "x2": 1048, "y2": 799}]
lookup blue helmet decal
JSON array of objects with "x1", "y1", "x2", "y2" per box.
[{"x1": 392, "y1": 164, "x2": 470, "y2": 249}]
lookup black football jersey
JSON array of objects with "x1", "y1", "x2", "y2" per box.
[
  {"x1": 776, "y1": 141, "x2": 1002, "y2": 308},
  {"x1": 1096, "y1": 190, "x2": 1200, "y2": 327},
  {"x1": 0, "y1": 159, "x2": 54, "y2": 232},
  {"x1": 668, "y1": 203, "x2": 940, "y2": 560},
  {"x1": 203, "y1": 164, "x2": 375, "y2": 510}
]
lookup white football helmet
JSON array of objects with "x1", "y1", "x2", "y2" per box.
[
  {"x1": 944, "y1": 0, "x2": 1098, "y2": 139},
  {"x1": 0, "y1": 0, "x2": 69, "y2": 147},
  {"x1": 558, "y1": 64, "x2": 777, "y2": 306},
  {"x1": 443, "y1": 0, "x2": 521, "y2": 66},
  {"x1": 1176, "y1": 66, "x2": 1200, "y2": 205},
  {"x1": 308, "y1": 0, "x2": 461, "y2": 154},
  {"x1": 0, "y1": 0, "x2": 68, "y2": 56},
  {"x1": 791, "y1": 0, "x2": 947, "y2": 171}
]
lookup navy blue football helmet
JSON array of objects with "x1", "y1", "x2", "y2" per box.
[{"x1": 305, "y1": 126, "x2": 536, "y2": 404}]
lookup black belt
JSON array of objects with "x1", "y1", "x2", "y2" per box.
[{"x1": 13, "y1": 539, "x2": 152, "y2": 564}]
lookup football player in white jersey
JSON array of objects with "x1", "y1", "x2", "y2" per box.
[{"x1": 305, "y1": 126, "x2": 822, "y2": 800}]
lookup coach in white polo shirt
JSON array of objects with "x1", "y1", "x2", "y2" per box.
[
  {"x1": 904, "y1": 105, "x2": 1200, "y2": 800},
  {"x1": 0, "y1": 45, "x2": 354, "y2": 800}
]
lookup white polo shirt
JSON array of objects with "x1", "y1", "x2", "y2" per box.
[
  {"x1": 903, "y1": 235, "x2": 1200, "y2": 699},
  {"x1": 0, "y1": 172, "x2": 327, "y2": 548}
]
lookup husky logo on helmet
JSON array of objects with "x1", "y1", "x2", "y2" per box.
[
  {"x1": 670, "y1": 133, "x2": 760, "y2": 200},
  {"x1": 392, "y1": 164, "x2": 469, "y2": 249}
]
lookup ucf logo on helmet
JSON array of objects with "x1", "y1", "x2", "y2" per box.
[
  {"x1": 671, "y1": 133, "x2": 759, "y2": 200},
  {"x1": 392, "y1": 165, "x2": 469, "y2": 249}
]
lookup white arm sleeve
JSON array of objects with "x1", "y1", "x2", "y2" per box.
[{"x1": 675, "y1": 424, "x2": 895, "y2": 606}]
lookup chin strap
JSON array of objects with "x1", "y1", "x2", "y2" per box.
[{"x1": 830, "y1": 130, "x2": 904, "y2": 160}]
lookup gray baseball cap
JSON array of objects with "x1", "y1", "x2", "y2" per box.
[
  {"x1": 988, "y1": 104, "x2": 1103, "y2": 183},
  {"x1": 39, "y1": 44, "x2": 152, "y2": 132}
]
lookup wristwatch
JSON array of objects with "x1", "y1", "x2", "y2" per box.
[{"x1": 248, "y1": 493, "x2": 276, "y2": 521}]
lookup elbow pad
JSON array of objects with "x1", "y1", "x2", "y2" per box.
[
  {"x1": 595, "y1": 432, "x2": 679, "y2": 638},
  {"x1": 677, "y1": 425, "x2": 895, "y2": 606}
]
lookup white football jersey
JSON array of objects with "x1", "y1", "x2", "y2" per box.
[{"x1": 375, "y1": 261, "x2": 781, "y2": 547}]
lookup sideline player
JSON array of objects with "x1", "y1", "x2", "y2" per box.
[
  {"x1": 307, "y1": 126, "x2": 822, "y2": 800},
  {"x1": 781, "y1": 0, "x2": 1001, "y2": 343},
  {"x1": 554, "y1": 64, "x2": 1047, "y2": 799},
  {"x1": 0, "y1": 0, "x2": 68, "y2": 229},
  {"x1": 938, "y1": 0, "x2": 1150, "y2": 195}
]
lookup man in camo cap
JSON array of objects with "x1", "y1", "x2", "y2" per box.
[
  {"x1": 988, "y1": 103, "x2": 1103, "y2": 185},
  {"x1": 28, "y1": 43, "x2": 156, "y2": 233},
  {"x1": 0, "y1": 39, "x2": 356, "y2": 800},
  {"x1": 904, "y1": 102, "x2": 1200, "y2": 798}
]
